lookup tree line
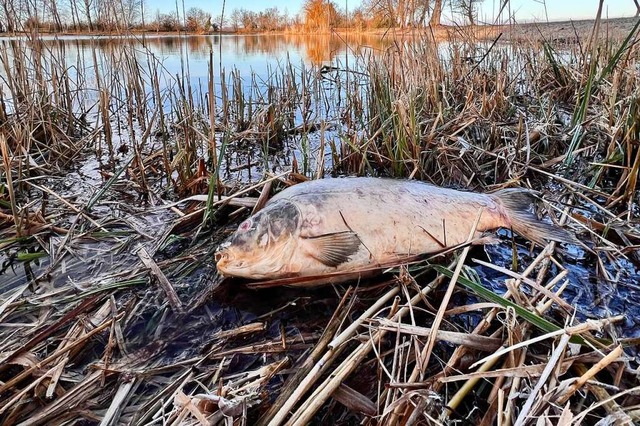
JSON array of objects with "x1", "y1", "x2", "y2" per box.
[
  {"x1": 0, "y1": 0, "x2": 487, "y2": 34},
  {"x1": 0, "y1": 0, "x2": 220, "y2": 33}
]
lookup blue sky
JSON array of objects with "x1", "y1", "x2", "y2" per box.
[
  {"x1": 155, "y1": 0, "x2": 637, "y2": 22},
  {"x1": 478, "y1": 0, "x2": 638, "y2": 22}
]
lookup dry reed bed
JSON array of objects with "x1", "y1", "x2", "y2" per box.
[{"x1": 0, "y1": 20, "x2": 639, "y2": 425}]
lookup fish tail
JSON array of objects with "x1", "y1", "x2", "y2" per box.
[{"x1": 493, "y1": 188, "x2": 576, "y2": 246}]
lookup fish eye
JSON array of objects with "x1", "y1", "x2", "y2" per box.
[{"x1": 238, "y1": 219, "x2": 253, "y2": 233}]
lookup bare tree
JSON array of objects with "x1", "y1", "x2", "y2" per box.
[
  {"x1": 635, "y1": 0, "x2": 640, "y2": 17},
  {"x1": 429, "y1": 0, "x2": 442, "y2": 26},
  {"x1": 139, "y1": 0, "x2": 145, "y2": 28},
  {"x1": 363, "y1": 0, "x2": 396, "y2": 27},
  {"x1": 303, "y1": 0, "x2": 338, "y2": 30},
  {"x1": 237, "y1": 8, "x2": 258, "y2": 31},
  {"x1": 185, "y1": 7, "x2": 211, "y2": 33},
  {"x1": 121, "y1": 0, "x2": 140, "y2": 28},
  {"x1": 259, "y1": 7, "x2": 283, "y2": 31},
  {"x1": 0, "y1": 0, "x2": 18, "y2": 31},
  {"x1": 48, "y1": 0, "x2": 63, "y2": 30},
  {"x1": 81, "y1": 0, "x2": 94, "y2": 30},
  {"x1": 229, "y1": 8, "x2": 241, "y2": 31},
  {"x1": 454, "y1": 0, "x2": 482, "y2": 24},
  {"x1": 415, "y1": 0, "x2": 430, "y2": 26},
  {"x1": 364, "y1": 0, "x2": 432, "y2": 28},
  {"x1": 68, "y1": 0, "x2": 80, "y2": 30},
  {"x1": 154, "y1": 11, "x2": 180, "y2": 31}
]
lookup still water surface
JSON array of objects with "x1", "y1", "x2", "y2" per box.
[{"x1": 2, "y1": 33, "x2": 390, "y2": 90}]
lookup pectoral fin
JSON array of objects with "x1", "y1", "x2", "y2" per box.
[{"x1": 301, "y1": 231, "x2": 361, "y2": 267}]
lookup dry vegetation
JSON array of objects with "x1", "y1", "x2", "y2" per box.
[{"x1": 1, "y1": 14, "x2": 640, "y2": 426}]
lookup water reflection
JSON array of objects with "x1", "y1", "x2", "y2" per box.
[{"x1": 2, "y1": 33, "x2": 391, "y2": 68}]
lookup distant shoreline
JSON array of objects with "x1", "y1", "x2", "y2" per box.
[{"x1": 0, "y1": 16, "x2": 635, "y2": 42}]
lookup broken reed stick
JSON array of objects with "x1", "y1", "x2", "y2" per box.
[
  {"x1": 252, "y1": 179, "x2": 273, "y2": 214},
  {"x1": 212, "y1": 322, "x2": 266, "y2": 340},
  {"x1": 331, "y1": 383, "x2": 377, "y2": 417},
  {"x1": 440, "y1": 345, "x2": 505, "y2": 423},
  {"x1": 99, "y1": 378, "x2": 138, "y2": 426},
  {"x1": 286, "y1": 315, "x2": 391, "y2": 426},
  {"x1": 174, "y1": 389, "x2": 210, "y2": 425},
  {"x1": 133, "y1": 370, "x2": 196, "y2": 424},
  {"x1": 437, "y1": 359, "x2": 573, "y2": 383},
  {"x1": 571, "y1": 382, "x2": 640, "y2": 424},
  {"x1": 39, "y1": 302, "x2": 113, "y2": 400},
  {"x1": 0, "y1": 136, "x2": 21, "y2": 236},
  {"x1": 0, "y1": 284, "x2": 29, "y2": 321},
  {"x1": 472, "y1": 258, "x2": 574, "y2": 313},
  {"x1": 373, "y1": 318, "x2": 503, "y2": 351},
  {"x1": 436, "y1": 239, "x2": 564, "y2": 422},
  {"x1": 328, "y1": 286, "x2": 401, "y2": 350},
  {"x1": 214, "y1": 171, "x2": 289, "y2": 208},
  {"x1": 0, "y1": 295, "x2": 101, "y2": 365},
  {"x1": 26, "y1": 181, "x2": 113, "y2": 234},
  {"x1": 556, "y1": 345, "x2": 625, "y2": 406},
  {"x1": 471, "y1": 315, "x2": 621, "y2": 372},
  {"x1": 513, "y1": 333, "x2": 572, "y2": 426},
  {"x1": 157, "y1": 194, "x2": 259, "y2": 211},
  {"x1": 417, "y1": 209, "x2": 482, "y2": 375},
  {"x1": 0, "y1": 365, "x2": 60, "y2": 415},
  {"x1": 17, "y1": 370, "x2": 104, "y2": 426},
  {"x1": 266, "y1": 296, "x2": 381, "y2": 426},
  {"x1": 137, "y1": 245, "x2": 184, "y2": 314}
]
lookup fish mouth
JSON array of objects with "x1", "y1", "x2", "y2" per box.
[
  {"x1": 214, "y1": 250, "x2": 232, "y2": 273},
  {"x1": 215, "y1": 249, "x2": 249, "y2": 275},
  {"x1": 214, "y1": 250, "x2": 227, "y2": 263}
]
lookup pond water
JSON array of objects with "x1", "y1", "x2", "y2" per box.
[{"x1": 1, "y1": 32, "x2": 391, "y2": 102}]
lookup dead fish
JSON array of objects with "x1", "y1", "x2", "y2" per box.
[{"x1": 214, "y1": 177, "x2": 574, "y2": 281}]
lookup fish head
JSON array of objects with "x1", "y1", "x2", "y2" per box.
[{"x1": 215, "y1": 199, "x2": 301, "y2": 279}]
